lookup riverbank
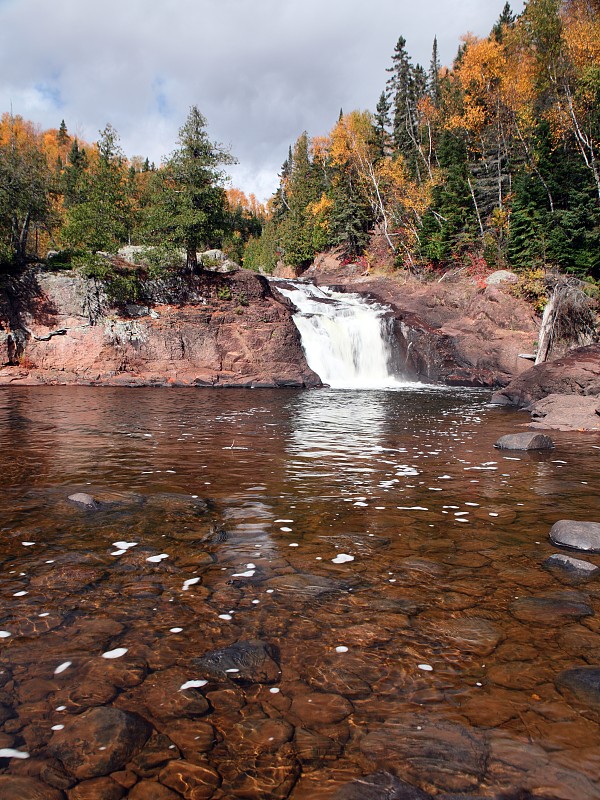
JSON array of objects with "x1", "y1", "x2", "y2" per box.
[{"x1": 0, "y1": 259, "x2": 539, "y2": 391}]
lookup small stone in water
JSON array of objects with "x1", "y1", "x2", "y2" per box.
[
  {"x1": 170, "y1": 627, "x2": 183, "y2": 633},
  {"x1": 101, "y1": 647, "x2": 128, "y2": 659},
  {"x1": 0, "y1": 631, "x2": 11, "y2": 639},
  {"x1": 332, "y1": 554, "x2": 354, "y2": 564},
  {"x1": 218, "y1": 614, "x2": 233, "y2": 621},
  {"x1": 418, "y1": 664, "x2": 433, "y2": 671},
  {"x1": 269, "y1": 687, "x2": 280, "y2": 693},
  {"x1": 54, "y1": 661, "x2": 72, "y2": 675},
  {"x1": 51, "y1": 724, "x2": 64, "y2": 731},
  {"x1": 336, "y1": 646, "x2": 349, "y2": 653}
]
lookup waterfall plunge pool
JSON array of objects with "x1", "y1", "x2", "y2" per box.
[{"x1": 0, "y1": 386, "x2": 599, "y2": 798}]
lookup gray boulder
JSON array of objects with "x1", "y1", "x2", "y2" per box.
[
  {"x1": 556, "y1": 666, "x2": 600, "y2": 710},
  {"x1": 67, "y1": 492, "x2": 100, "y2": 510},
  {"x1": 549, "y1": 520, "x2": 600, "y2": 553},
  {"x1": 544, "y1": 553, "x2": 599, "y2": 579},
  {"x1": 494, "y1": 432, "x2": 554, "y2": 450}
]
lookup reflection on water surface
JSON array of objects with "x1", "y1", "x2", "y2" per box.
[{"x1": 0, "y1": 387, "x2": 599, "y2": 799}]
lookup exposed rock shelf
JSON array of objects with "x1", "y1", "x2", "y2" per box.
[{"x1": 0, "y1": 269, "x2": 321, "y2": 388}]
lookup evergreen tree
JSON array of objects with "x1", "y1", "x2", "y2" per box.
[
  {"x1": 373, "y1": 91, "x2": 391, "y2": 158},
  {"x1": 63, "y1": 125, "x2": 131, "y2": 253},
  {"x1": 280, "y1": 132, "x2": 322, "y2": 267},
  {"x1": 428, "y1": 37, "x2": 441, "y2": 106},
  {"x1": 145, "y1": 106, "x2": 236, "y2": 270},
  {"x1": 419, "y1": 132, "x2": 477, "y2": 264}
]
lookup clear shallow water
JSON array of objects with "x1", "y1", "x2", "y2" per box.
[{"x1": 0, "y1": 387, "x2": 600, "y2": 798}]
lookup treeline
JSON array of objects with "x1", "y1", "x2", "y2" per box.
[
  {"x1": 0, "y1": 106, "x2": 265, "y2": 271},
  {"x1": 246, "y1": 0, "x2": 599, "y2": 279}
]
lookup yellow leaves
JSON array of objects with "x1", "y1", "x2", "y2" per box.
[{"x1": 307, "y1": 193, "x2": 333, "y2": 232}]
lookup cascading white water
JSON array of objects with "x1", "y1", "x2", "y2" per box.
[{"x1": 274, "y1": 280, "x2": 413, "y2": 389}]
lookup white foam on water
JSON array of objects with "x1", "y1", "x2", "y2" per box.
[
  {"x1": 182, "y1": 578, "x2": 200, "y2": 591},
  {"x1": 54, "y1": 661, "x2": 72, "y2": 675},
  {"x1": 335, "y1": 646, "x2": 349, "y2": 653},
  {"x1": 180, "y1": 680, "x2": 207, "y2": 691},
  {"x1": 289, "y1": 543, "x2": 299, "y2": 547},
  {"x1": 113, "y1": 541, "x2": 137, "y2": 550},
  {"x1": 170, "y1": 627, "x2": 183, "y2": 633},
  {"x1": 0, "y1": 631, "x2": 11, "y2": 638},
  {"x1": 0, "y1": 748, "x2": 29, "y2": 759},
  {"x1": 147, "y1": 554, "x2": 169, "y2": 563},
  {"x1": 418, "y1": 664, "x2": 433, "y2": 671},
  {"x1": 332, "y1": 554, "x2": 354, "y2": 564},
  {"x1": 226, "y1": 668, "x2": 239, "y2": 673},
  {"x1": 56, "y1": 706, "x2": 66, "y2": 711},
  {"x1": 232, "y1": 570, "x2": 255, "y2": 577},
  {"x1": 111, "y1": 549, "x2": 127, "y2": 556},
  {"x1": 269, "y1": 687, "x2": 280, "y2": 693},
  {"x1": 102, "y1": 647, "x2": 128, "y2": 659},
  {"x1": 51, "y1": 724, "x2": 64, "y2": 731},
  {"x1": 13, "y1": 591, "x2": 27, "y2": 597},
  {"x1": 22, "y1": 542, "x2": 35, "y2": 546},
  {"x1": 218, "y1": 614, "x2": 233, "y2": 621},
  {"x1": 280, "y1": 527, "x2": 292, "y2": 532}
]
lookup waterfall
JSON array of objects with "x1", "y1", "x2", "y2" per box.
[{"x1": 274, "y1": 280, "x2": 413, "y2": 389}]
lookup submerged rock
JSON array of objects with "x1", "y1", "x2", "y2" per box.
[
  {"x1": 49, "y1": 707, "x2": 151, "y2": 779},
  {"x1": 556, "y1": 666, "x2": 600, "y2": 711},
  {"x1": 67, "y1": 492, "x2": 101, "y2": 510},
  {"x1": 359, "y1": 716, "x2": 488, "y2": 792},
  {"x1": 544, "y1": 553, "x2": 599, "y2": 580},
  {"x1": 334, "y1": 771, "x2": 432, "y2": 799},
  {"x1": 549, "y1": 520, "x2": 600, "y2": 553},
  {"x1": 193, "y1": 640, "x2": 280, "y2": 685},
  {"x1": 510, "y1": 591, "x2": 593, "y2": 624},
  {"x1": 494, "y1": 432, "x2": 554, "y2": 450},
  {"x1": 0, "y1": 776, "x2": 65, "y2": 800}
]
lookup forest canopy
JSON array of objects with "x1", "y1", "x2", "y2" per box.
[
  {"x1": 0, "y1": 0, "x2": 598, "y2": 282},
  {"x1": 246, "y1": 0, "x2": 600, "y2": 280}
]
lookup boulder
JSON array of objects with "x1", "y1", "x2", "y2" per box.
[
  {"x1": 486, "y1": 270, "x2": 518, "y2": 286},
  {"x1": 0, "y1": 776, "x2": 65, "y2": 799},
  {"x1": 49, "y1": 707, "x2": 151, "y2": 779},
  {"x1": 67, "y1": 492, "x2": 101, "y2": 510},
  {"x1": 556, "y1": 666, "x2": 600, "y2": 710},
  {"x1": 510, "y1": 591, "x2": 593, "y2": 625},
  {"x1": 529, "y1": 393, "x2": 600, "y2": 432},
  {"x1": 549, "y1": 520, "x2": 600, "y2": 553},
  {"x1": 359, "y1": 716, "x2": 488, "y2": 792},
  {"x1": 193, "y1": 640, "x2": 280, "y2": 685},
  {"x1": 544, "y1": 553, "x2": 600, "y2": 580},
  {"x1": 491, "y1": 344, "x2": 600, "y2": 408},
  {"x1": 494, "y1": 432, "x2": 554, "y2": 450}
]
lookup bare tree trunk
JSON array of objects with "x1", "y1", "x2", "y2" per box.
[
  {"x1": 187, "y1": 245, "x2": 198, "y2": 273},
  {"x1": 535, "y1": 289, "x2": 558, "y2": 364}
]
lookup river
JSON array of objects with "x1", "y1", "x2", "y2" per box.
[{"x1": 0, "y1": 385, "x2": 599, "y2": 798}]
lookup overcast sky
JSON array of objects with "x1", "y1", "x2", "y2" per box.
[{"x1": 0, "y1": 0, "x2": 523, "y2": 200}]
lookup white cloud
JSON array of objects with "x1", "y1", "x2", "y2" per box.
[{"x1": 0, "y1": 0, "x2": 524, "y2": 200}]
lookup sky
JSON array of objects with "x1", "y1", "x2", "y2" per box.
[{"x1": 0, "y1": 0, "x2": 524, "y2": 201}]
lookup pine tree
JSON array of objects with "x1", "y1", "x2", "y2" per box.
[
  {"x1": 373, "y1": 91, "x2": 391, "y2": 158},
  {"x1": 144, "y1": 106, "x2": 236, "y2": 270},
  {"x1": 63, "y1": 125, "x2": 131, "y2": 253},
  {"x1": 428, "y1": 37, "x2": 441, "y2": 106},
  {"x1": 280, "y1": 132, "x2": 322, "y2": 267}
]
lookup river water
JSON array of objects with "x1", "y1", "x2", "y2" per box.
[{"x1": 1, "y1": 386, "x2": 600, "y2": 799}]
